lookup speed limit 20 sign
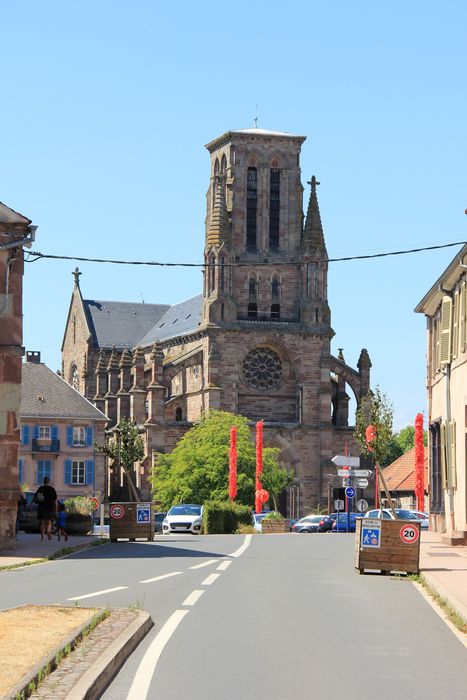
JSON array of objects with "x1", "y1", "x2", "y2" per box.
[
  {"x1": 110, "y1": 504, "x2": 125, "y2": 519},
  {"x1": 399, "y1": 524, "x2": 420, "y2": 544}
]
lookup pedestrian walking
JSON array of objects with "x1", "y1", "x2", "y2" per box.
[
  {"x1": 56, "y1": 501, "x2": 69, "y2": 542},
  {"x1": 34, "y1": 476, "x2": 57, "y2": 541}
]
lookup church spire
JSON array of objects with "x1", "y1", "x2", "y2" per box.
[
  {"x1": 206, "y1": 176, "x2": 230, "y2": 247},
  {"x1": 302, "y1": 176, "x2": 327, "y2": 255}
]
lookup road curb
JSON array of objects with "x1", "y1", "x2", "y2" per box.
[
  {"x1": 420, "y1": 570, "x2": 467, "y2": 624},
  {"x1": 65, "y1": 610, "x2": 153, "y2": 699}
]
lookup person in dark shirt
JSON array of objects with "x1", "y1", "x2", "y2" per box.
[{"x1": 34, "y1": 476, "x2": 58, "y2": 541}]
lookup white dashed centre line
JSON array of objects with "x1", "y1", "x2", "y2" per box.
[
  {"x1": 189, "y1": 559, "x2": 219, "y2": 569},
  {"x1": 217, "y1": 560, "x2": 232, "y2": 571},
  {"x1": 183, "y1": 590, "x2": 205, "y2": 606},
  {"x1": 140, "y1": 571, "x2": 182, "y2": 584},
  {"x1": 68, "y1": 586, "x2": 128, "y2": 601},
  {"x1": 201, "y1": 573, "x2": 220, "y2": 586}
]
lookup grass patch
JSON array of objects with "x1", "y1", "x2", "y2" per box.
[
  {"x1": 416, "y1": 574, "x2": 467, "y2": 634},
  {"x1": 0, "y1": 538, "x2": 110, "y2": 572}
]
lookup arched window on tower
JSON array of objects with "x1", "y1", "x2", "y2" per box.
[
  {"x1": 175, "y1": 407, "x2": 183, "y2": 422},
  {"x1": 220, "y1": 257, "x2": 225, "y2": 293},
  {"x1": 69, "y1": 363, "x2": 80, "y2": 392},
  {"x1": 221, "y1": 154, "x2": 227, "y2": 173},
  {"x1": 247, "y1": 303, "x2": 258, "y2": 320},
  {"x1": 246, "y1": 167, "x2": 257, "y2": 250},
  {"x1": 269, "y1": 169, "x2": 280, "y2": 249},
  {"x1": 209, "y1": 254, "x2": 216, "y2": 294},
  {"x1": 248, "y1": 277, "x2": 257, "y2": 299},
  {"x1": 213, "y1": 158, "x2": 220, "y2": 208},
  {"x1": 271, "y1": 304, "x2": 280, "y2": 320},
  {"x1": 271, "y1": 278, "x2": 280, "y2": 300}
]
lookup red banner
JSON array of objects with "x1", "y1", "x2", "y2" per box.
[
  {"x1": 229, "y1": 426, "x2": 237, "y2": 501},
  {"x1": 414, "y1": 413, "x2": 425, "y2": 511},
  {"x1": 255, "y1": 421, "x2": 264, "y2": 513}
]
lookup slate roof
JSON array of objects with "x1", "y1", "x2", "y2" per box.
[
  {"x1": 138, "y1": 294, "x2": 203, "y2": 346},
  {"x1": 21, "y1": 362, "x2": 108, "y2": 421},
  {"x1": 382, "y1": 447, "x2": 429, "y2": 492},
  {"x1": 83, "y1": 300, "x2": 170, "y2": 349}
]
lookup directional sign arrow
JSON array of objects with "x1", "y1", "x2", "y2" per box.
[
  {"x1": 332, "y1": 455, "x2": 360, "y2": 467},
  {"x1": 352, "y1": 469, "x2": 372, "y2": 477},
  {"x1": 356, "y1": 478, "x2": 369, "y2": 488}
]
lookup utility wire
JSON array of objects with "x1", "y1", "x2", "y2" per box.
[{"x1": 24, "y1": 240, "x2": 466, "y2": 267}]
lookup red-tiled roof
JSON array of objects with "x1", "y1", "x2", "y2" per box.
[{"x1": 381, "y1": 446, "x2": 428, "y2": 492}]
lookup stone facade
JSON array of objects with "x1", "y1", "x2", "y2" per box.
[
  {"x1": 0, "y1": 203, "x2": 36, "y2": 549},
  {"x1": 61, "y1": 128, "x2": 372, "y2": 515}
]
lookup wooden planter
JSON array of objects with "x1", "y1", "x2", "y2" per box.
[
  {"x1": 65, "y1": 514, "x2": 93, "y2": 536},
  {"x1": 355, "y1": 518, "x2": 421, "y2": 575},
  {"x1": 109, "y1": 502, "x2": 155, "y2": 542},
  {"x1": 262, "y1": 519, "x2": 289, "y2": 534}
]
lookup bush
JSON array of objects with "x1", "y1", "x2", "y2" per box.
[
  {"x1": 203, "y1": 501, "x2": 253, "y2": 534},
  {"x1": 262, "y1": 511, "x2": 285, "y2": 522},
  {"x1": 64, "y1": 496, "x2": 94, "y2": 515}
]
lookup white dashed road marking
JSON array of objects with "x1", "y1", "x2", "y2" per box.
[
  {"x1": 217, "y1": 560, "x2": 232, "y2": 571},
  {"x1": 201, "y1": 573, "x2": 220, "y2": 586},
  {"x1": 68, "y1": 586, "x2": 128, "y2": 601},
  {"x1": 189, "y1": 559, "x2": 219, "y2": 569},
  {"x1": 229, "y1": 534, "x2": 252, "y2": 558},
  {"x1": 182, "y1": 590, "x2": 205, "y2": 606},
  {"x1": 140, "y1": 571, "x2": 183, "y2": 584}
]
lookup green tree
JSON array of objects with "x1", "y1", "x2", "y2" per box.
[
  {"x1": 354, "y1": 387, "x2": 394, "y2": 466},
  {"x1": 149, "y1": 410, "x2": 287, "y2": 510},
  {"x1": 261, "y1": 461, "x2": 294, "y2": 511},
  {"x1": 95, "y1": 417, "x2": 145, "y2": 500},
  {"x1": 380, "y1": 425, "x2": 428, "y2": 467}
]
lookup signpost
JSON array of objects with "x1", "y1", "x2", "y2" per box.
[
  {"x1": 356, "y1": 478, "x2": 369, "y2": 488},
  {"x1": 345, "y1": 486, "x2": 355, "y2": 499},
  {"x1": 332, "y1": 455, "x2": 360, "y2": 467},
  {"x1": 352, "y1": 470, "x2": 372, "y2": 478},
  {"x1": 356, "y1": 498, "x2": 368, "y2": 512}
]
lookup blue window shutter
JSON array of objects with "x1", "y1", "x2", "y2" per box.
[
  {"x1": 33, "y1": 426, "x2": 39, "y2": 440},
  {"x1": 64, "y1": 460, "x2": 72, "y2": 485},
  {"x1": 66, "y1": 425, "x2": 73, "y2": 446},
  {"x1": 19, "y1": 459, "x2": 24, "y2": 483},
  {"x1": 22, "y1": 425, "x2": 30, "y2": 445},
  {"x1": 85, "y1": 426, "x2": 93, "y2": 446},
  {"x1": 37, "y1": 461, "x2": 44, "y2": 482},
  {"x1": 86, "y1": 460, "x2": 94, "y2": 486},
  {"x1": 44, "y1": 461, "x2": 51, "y2": 479},
  {"x1": 51, "y1": 425, "x2": 58, "y2": 440}
]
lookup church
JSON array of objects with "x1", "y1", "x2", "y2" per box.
[{"x1": 61, "y1": 127, "x2": 372, "y2": 515}]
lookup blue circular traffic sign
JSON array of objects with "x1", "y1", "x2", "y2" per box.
[{"x1": 345, "y1": 486, "x2": 356, "y2": 498}]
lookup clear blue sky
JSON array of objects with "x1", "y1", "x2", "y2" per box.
[{"x1": 2, "y1": 1, "x2": 466, "y2": 431}]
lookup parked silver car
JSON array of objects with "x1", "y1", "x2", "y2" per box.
[{"x1": 162, "y1": 504, "x2": 203, "y2": 534}]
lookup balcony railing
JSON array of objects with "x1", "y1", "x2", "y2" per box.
[{"x1": 32, "y1": 438, "x2": 60, "y2": 453}]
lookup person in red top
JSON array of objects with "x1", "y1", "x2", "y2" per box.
[{"x1": 34, "y1": 476, "x2": 57, "y2": 541}]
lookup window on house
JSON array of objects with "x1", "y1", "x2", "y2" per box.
[
  {"x1": 247, "y1": 303, "x2": 258, "y2": 320},
  {"x1": 39, "y1": 426, "x2": 51, "y2": 440},
  {"x1": 72, "y1": 460, "x2": 86, "y2": 485},
  {"x1": 269, "y1": 169, "x2": 280, "y2": 249},
  {"x1": 271, "y1": 304, "x2": 280, "y2": 320},
  {"x1": 248, "y1": 278, "x2": 257, "y2": 299},
  {"x1": 246, "y1": 167, "x2": 257, "y2": 250},
  {"x1": 73, "y1": 427, "x2": 86, "y2": 446},
  {"x1": 36, "y1": 460, "x2": 51, "y2": 483},
  {"x1": 272, "y1": 278, "x2": 280, "y2": 300}
]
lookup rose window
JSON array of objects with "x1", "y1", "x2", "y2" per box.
[{"x1": 243, "y1": 348, "x2": 282, "y2": 389}]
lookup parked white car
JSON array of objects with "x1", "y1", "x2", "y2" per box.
[
  {"x1": 162, "y1": 504, "x2": 203, "y2": 534},
  {"x1": 363, "y1": 508, "x2": 427, "y2": 528}
]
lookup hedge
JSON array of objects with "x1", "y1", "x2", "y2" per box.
[{"x1": 203, "y1": 501, "x2": 253, "y2": 534}]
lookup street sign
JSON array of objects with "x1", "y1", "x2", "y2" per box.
[
  {"x1": 332, "y1": 455, "x2": 360, "y2": 467},
  {"x1": 361, "y1": 519, "x2": 381, "y2": 548},
  {"x1": 356, "y1": 498, "x2": 368, "y2": 512},
  {"x1": 89, "y1": 497, "x2": 100, "y2": 511},
  {"x1": 345, "y1": 486, "x2": 356, "y2": 499},
  {"x1": 136, "y1": 503, "x2": 151, "y2": 523},
  {"x1": 334, "y1": 499, "x2": 344, "y2": 511},
  {"x1": 337, "y1": 469, "x2": 351, "y2": 477},
  {"x1": 356, "y1": 478, "x2": 369, "y2": 488},
  {"x1": 109, "y1": 504, "x2": 125, "y2": 519},
  {"x1": 352, "y1": 470, "x2": 372, "y2": 478},
  {"x1": 399, "y1": 524, "x2": 420, "y2": 544}
]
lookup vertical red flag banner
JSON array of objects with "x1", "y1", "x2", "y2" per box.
[
  {"x1": 229, "y1": 426, "x2": 237, "y2": 501},
  {"x1": 414, "y1": 413, "x2": 425, "y2": 511},
  {"x1": 255, "y1": 420, "x2": 264, "y2": 513},
  {"x1": 365, "y1": 424, "x2": 379, "y2": 509}
]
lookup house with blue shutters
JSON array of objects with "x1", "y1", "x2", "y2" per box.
[{"x1": 19, "y1": 351, "x2": 108, "y2": 499}]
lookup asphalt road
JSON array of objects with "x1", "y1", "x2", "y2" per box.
[{"x1": 1, "y1": 534, "x2": 466, "y2": 699}]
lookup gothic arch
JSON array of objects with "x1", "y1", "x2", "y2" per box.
[{"x1": 329, "y1": 358, "x2": 362, "y2": 406}]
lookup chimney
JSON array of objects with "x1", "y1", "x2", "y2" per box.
[{"x1": 26, "y1": 351, "x2": 41, "y2": 364}]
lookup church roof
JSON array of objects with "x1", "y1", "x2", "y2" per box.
[
  {"x1": 0, "y1": 201, "x2": 31, "y2": 225},
  {"x1": 83, "y1": 300, "x2": 170, "y2": 349},
  {"x1": 21, "y1": 362, "x2": 107, "y2": 421},
  {"x1": 138, "y1": 294, "x2": 203, "y2": 346},
  {"x1": 231, "y1": 128, "x2": 300, "y2": 137}
]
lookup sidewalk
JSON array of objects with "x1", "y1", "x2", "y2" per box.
[
  {"x1": 419, "y1": 530, "x2": 467, "y2": 623},
  {"x1": 0, "y1": 532, "x2": 106, "y2": 569}
]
